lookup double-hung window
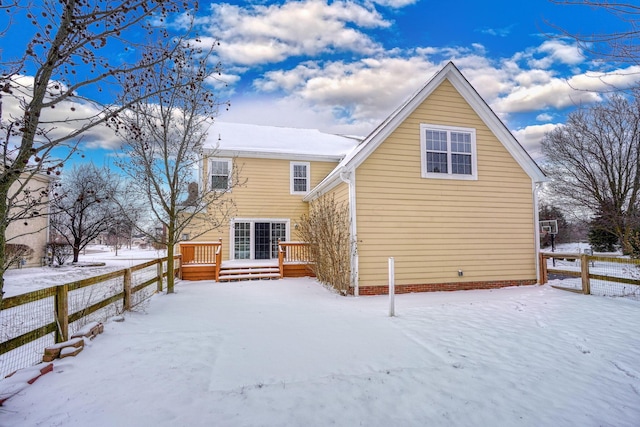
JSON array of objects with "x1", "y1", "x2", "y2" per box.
[
  {"x1": 420, "y1": 124, "x2": 477, "y2": 180},
  {"x1": 210, "y1": 158, "x2": 232, "y2": 191},
  {"x1": 290, "y1": 162, "x2": 310, "y2": 194}
]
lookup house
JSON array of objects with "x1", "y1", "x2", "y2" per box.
[
  {"x1": 5, "y1": 172, "x2": 51, "y2": 268},
  {"x1": 184, "y1": 62, "x2": 547, "y2": 294}
]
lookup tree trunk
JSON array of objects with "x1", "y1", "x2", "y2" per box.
[
  {"x1": 0, "y1": 185, "x2": 10, "y2": 309},
  {"x1": 166, "y1": 241, "x2": 175, "y2": 293},
  {"x1": 73, "y1": 239, "x2": 81, "y2": 263}
]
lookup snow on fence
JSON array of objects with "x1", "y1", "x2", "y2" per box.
[
  {"x1": 540, "y1": 252, "x2": 640, "y2": 300},
  {"x1": 0, "y1": 256, "x2": 180, "y2": 379}
]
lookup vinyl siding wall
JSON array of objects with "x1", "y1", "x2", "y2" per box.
[
  {"x1": 355, "y1": 79, "x2": 536, "y2": 287},
  {"x1": 193, "y1": 156, "x2": 338, "y2": 260}
]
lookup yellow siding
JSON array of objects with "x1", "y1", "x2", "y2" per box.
[
  {"x1": 323, "y1": 181, "x2": 349, "y2": 206},
  {"x1": 356, "y1": 79, "x2": 536, "y2": 286},
  {"x1": 190, "y1": 157, "x2": 338, "y2": 260}
]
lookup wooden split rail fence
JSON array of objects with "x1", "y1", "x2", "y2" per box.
[
  {"x1": 539, "y1": 252, "x2": 640, "y2": 298},
  {"x1": 0, "y1": 256, "x2": 181, "y2": 378}
]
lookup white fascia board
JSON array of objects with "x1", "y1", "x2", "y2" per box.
[{"x1": 204, "y1": 148, "x2": 342, "y2": 163}]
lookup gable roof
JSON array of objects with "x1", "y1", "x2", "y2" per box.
[
  {"x1": 305, "y1": 62, "x2": 547, "y2": 201},
  {"x1": 203, "y1": 121, "x2": 362, "y2": 162}
]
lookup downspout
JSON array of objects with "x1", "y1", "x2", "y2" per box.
[
  {"x1": 339, "y1": 169, "x2": 359, "y2": 296},
  {"x1": 533, "y1": 181, "x2": 543, "y2": 284}
]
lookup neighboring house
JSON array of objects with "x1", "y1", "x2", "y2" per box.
[
  {"x1": 187, "y1": 62, "x2": 547, "y2": 294},
  {"x1": 5, "y1": 172, "x2": 51, "y2": 268}
]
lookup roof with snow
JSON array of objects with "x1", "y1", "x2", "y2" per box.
[{"x1": 203, "y1": 122, "x2": 362, "y2": 162}]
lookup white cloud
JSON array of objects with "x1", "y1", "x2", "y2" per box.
[
  {"x1": 536, "y1": 113, "x2": 553, "y2": 121},
  {"x1": 255, "y1": 56, "x2": 441, "y2": 125},
  {"x1": 372, "y1": 0, "x2": 419, "y2": 7},
  {"x1": 528, "y1": 39, "x2": 585, "y2": 69},
  {"x1": 512, "y1": 123, "x2": 563, "y2": 161},
  {"x1": 2, "y1": 75, "x2": 121, "y2": 151},
  {"x1": 199, "y1": 1, "x2": 389, "y2": 66},
  {"x1": 477, "y1": 24, "x2": 516, "y2": 38}
]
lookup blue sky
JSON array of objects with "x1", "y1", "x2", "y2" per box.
[{"x1": 5, "y1": 0, "x2": 639, "y2": 164}]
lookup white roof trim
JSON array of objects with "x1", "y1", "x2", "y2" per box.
[
  {"x1": 204, "y1": 148, "x2": 344, "y2": 163},
  {"x1": 306, "y1": 62, "x2": 547, "y2": 201}
]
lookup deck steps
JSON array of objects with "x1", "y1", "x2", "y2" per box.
[{"x1": 218, "y1": 265, "x2": 281, "y2": 282}]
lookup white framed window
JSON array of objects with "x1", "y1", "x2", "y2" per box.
[
  {"x1": 210, "y1": 158, "x2": 232, "y2": 191},
  {"x1": 290, "y1": 161, "x2": 310, "y2": 194},
  {"x1": 420, "y1": 124, "x2": 477, "y2": 180}
]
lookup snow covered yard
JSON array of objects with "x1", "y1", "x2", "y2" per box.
[{"x1": 2, "y1": 279, "x2": 639, "y2": 427}]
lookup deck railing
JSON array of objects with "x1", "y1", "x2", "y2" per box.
[
  {"x1": 178, "y1": 240, "x2": 222, "y2": 281},
  {"x1": 278, "y1": 241, "x2": 313, "y2": 278}
]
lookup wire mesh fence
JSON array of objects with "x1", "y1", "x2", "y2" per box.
[
  {"x1": 0, "y1": 289, "x2": 56, "y2": 379},
  {"x1": 68, "y1": 272, "x2": 125, "y2": 335},
  {"x1": 0, "y1": 256, "x2": 180, "y2": 378},
  {"x1": 542, "y1": 253, "x2": 640, "y2": 300}
]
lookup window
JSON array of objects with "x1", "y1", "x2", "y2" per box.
[
  {"x1": 290, "y1": 162, "x2": 310, "y2": 194},
  {"x1": 234, "y1": 222, "x2": 250, "y2": 260},
  {"x1": 210, "y1": 158, "x2": 232, "y2": 191},
  {"x1": 420, "y1": 124, "x2": 477, "y2": 180}
]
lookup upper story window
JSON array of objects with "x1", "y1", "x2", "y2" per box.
[
  {"x1": 420, "y1": 124, "x2": 477, "y2": 180},
  {"x1": 290, "y1": 162, "x2": 310, "y2": 194},
  {"x1": 210, "y1": 158, "x2": 232, "y2": 191}
]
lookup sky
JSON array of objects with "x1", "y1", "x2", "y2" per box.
[{"x1": 4, "y1": 0, "x2": 640, "y2": 164}]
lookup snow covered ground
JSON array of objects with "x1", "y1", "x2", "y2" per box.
[{"x1": 1, "y1": 278, "x2": 639, "y2": 427}]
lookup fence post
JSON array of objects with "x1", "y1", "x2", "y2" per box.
[
  {"x1": 55, "y1": 284, "x2": 69, "y2": 343},
  {"x1": 580, "y1": 254, "x2": 591, "y2": 295},
  {"x1": 539, "y1": 253, "x2": 546, "y2": 284},
  {"x1": 176, "y1": 254, "x2": 182, "y2": 280},
  {"x1": 123, "y1": 268, "x2": 132, "y2": 311},
  {"x1": 157, "y1": 260, "x2": 164, "y2": 292}
]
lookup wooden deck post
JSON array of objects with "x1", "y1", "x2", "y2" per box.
[
  {"x1": 581, "y1": 254, "x2": 591, "y2": 295},
  {"x1": 278, "y1": 239, "x2": 284, "y2": 278},
  {"x1": 123, "y1": 268, "x2": 132, "y2": 311},
  {"x1": 55, "y1": 284, "x2": 69, "y2": 343},
  {"x1": 215, "y1": 238, "x2": 222, "y2": 281}
]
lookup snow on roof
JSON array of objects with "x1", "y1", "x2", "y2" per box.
[{"x1": 203, "y1": 121, "x2": 361, "y2": 160}]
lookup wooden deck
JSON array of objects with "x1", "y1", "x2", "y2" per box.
[{"x1": 179, "y1": 241, "x2": 315, "y2": 282}]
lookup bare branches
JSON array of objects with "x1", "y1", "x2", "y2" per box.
[
  {"x1": 541, "y1": 92, "x2": 640, "y2": 252},
  {"x1": 0, "y1": 0, "x2": 199, "y2": 302},
  {"x1": 49, "y1": 163, "x2": 120, "y2": 262},
  {"x1": 548, "y1": 1, "x2": 640, "y2": 65},
  {"x1": 298, "y1": 194, "x2": 351, "y2": 294},
  {"x1": 115, "y1": 40, "x2": 233, "y2": 293}
]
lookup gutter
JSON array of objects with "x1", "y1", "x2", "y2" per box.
[
  {"x1": 533, "y1": 181, "x2": 544, "y2": 284},
  {"x1": 339, "y1": 169, "x2": 359, "y2": 296}
]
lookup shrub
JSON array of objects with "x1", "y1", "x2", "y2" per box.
[
  {"x1": 46, "y1": 242, "x2": 73, "y2": 266},
  {"x1": 298, "y1": 194, "x2": 351, "y2": 295},
  {"x1": 4, "y1": 244, "x2": 35, "y2": 269}
]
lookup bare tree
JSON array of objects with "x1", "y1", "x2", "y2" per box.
[
  {"x1": 50, "y1": 163, "x2": 119, "y2": 262},
  {"x1": 116, "y1": 42, "x2": 236, "y2": 293},
  {"x1": 549, "y1": 2, "x2": 640, "y2": 66},
  {"x1": 541, "y1": 93, "x2": 640, "y2": 253},
  {"x1": 0, "y1": 1, "x2": 201, "y2": 303}
]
